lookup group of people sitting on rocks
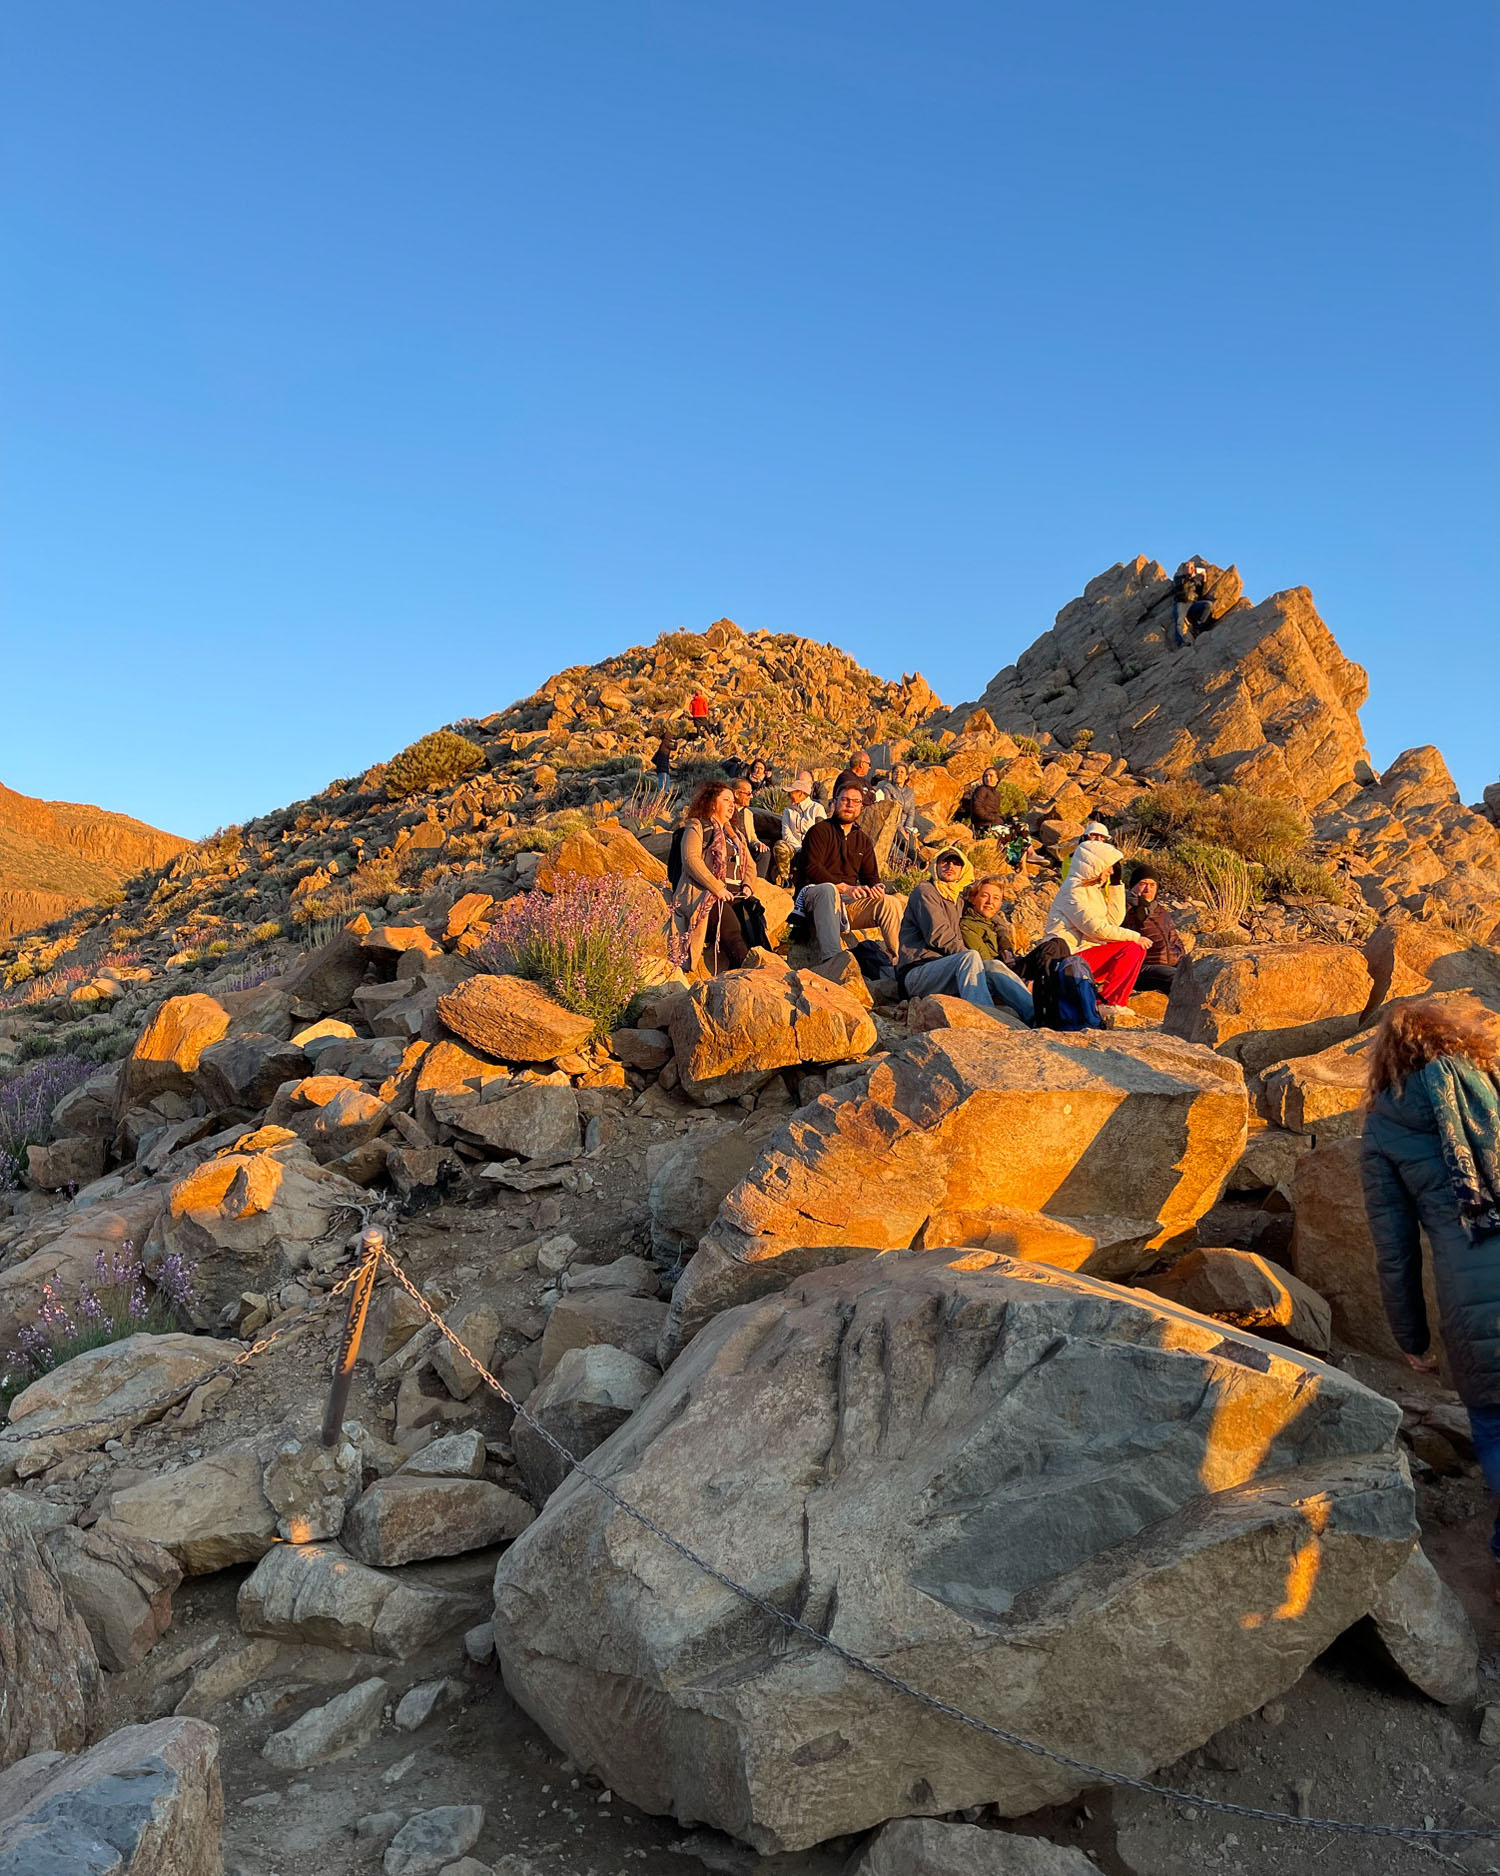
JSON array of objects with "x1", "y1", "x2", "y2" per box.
[{"x1": 668, "y1": 754, "x2": 1191, "y2": 1028}]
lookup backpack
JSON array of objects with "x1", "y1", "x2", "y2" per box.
[
  {"x1": 1032, "y1": 953, "x2": 1105, "y2": 1032},
  {"x1": 667, "y1": 825, "x2": 686, "y2": 889}
]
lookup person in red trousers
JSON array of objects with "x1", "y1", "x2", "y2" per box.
[{"x1": 1041, "y1": 834, "x2": 1150, "y2": 1014}]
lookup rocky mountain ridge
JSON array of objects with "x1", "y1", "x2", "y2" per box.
[{"x1": 0, "y1": 780, "x2": 189, "y2": 943}]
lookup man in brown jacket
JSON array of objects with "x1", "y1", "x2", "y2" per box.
[{"x1": 793, "y1": 784, "x2": 902, "y2": 962}]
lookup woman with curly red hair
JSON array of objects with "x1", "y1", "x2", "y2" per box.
[{"x1": 1362, "y1": 997, "x2": 1500, "y2": 1581}]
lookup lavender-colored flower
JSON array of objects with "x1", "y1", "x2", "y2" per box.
[
  {"x1": 0, "y1": 1054, "x2": 96, "y2": 1174},
  {"x1": 478, "y1": 873, "x2": 667, "y2": 1037}
]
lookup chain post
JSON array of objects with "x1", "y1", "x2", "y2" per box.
[{"x1": 321, "y1": 1227, "x2": 382, "y2": 1448}]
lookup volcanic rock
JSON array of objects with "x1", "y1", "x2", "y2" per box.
[{"x1": 666, "y1": 959, "x2": 877, "y2": 1105}]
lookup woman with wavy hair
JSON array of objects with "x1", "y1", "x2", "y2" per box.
[
  {"x1": 1362, "y1": 997, "x2": 1500, "y2": 1581},
  {"x1": 671, "y1": 779, "x2": 756, "y2": 975}
]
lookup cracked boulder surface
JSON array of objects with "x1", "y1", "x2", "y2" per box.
[
  {"x1": 492, "y1": 1247, "x2": 1414, "y2": 1853},
  {"x1": 663, "y1": 1026, "x2": 1249, "y2": 1359}
]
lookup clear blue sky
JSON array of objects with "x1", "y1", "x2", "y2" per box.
[{"x1": 3, "y1": 2, "x2": 1495, "y2": 838}]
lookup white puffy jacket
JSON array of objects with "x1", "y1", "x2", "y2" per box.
[{"x1": 1042, "y1": 838, "x2": 1136, "y2": 953}]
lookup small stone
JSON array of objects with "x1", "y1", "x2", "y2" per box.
[
  {"x1": 1259, "y1": 1700, "x2": 1286, "y2": 1725},
  {"x1": 358, "y1": 1811, "x2": 405, "y2": 1846},
  {"x1": 394, "y1": 1677, "x2": 463, "y2": 1733},
  {"x1": 261, "y1": 1675, "x2": 388, "y2": 1770},
  {"x1": 399, "y1": 1430, "x2": 488, "y2": 1479},
  {"x1": 534, "y1": 1234, "x2": 579, "y2": 1276},
  {"x1": 384, "y1": 1803, "x2": 486, "y2": 1876},
  {"x1": 383, "y1": 1752, "x2": 420, "y2": 1785},
  {"x1": 1480, "y1": 1706, "x2": 1500, "y2": 1747},
  {"x1": 463, "y1": 1623, "x2": 496, "y2": 1665}
]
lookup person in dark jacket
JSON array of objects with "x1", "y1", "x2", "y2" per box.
[
  {"x1": 832, "y1": 751, "x2": 878, "y2": 810},
  {"x1": 896, "y1": 851, "x2": 1033, "y2": 1021},
  {"x1": 1122, "y1": 866, "x2": 1184, "y2": 994},
  {"x1": 963, "y1": 767, "x2": 1013, "y2": 836},
  {"x1": 1170, "y1": 559, "x2": 1214, "y2": 648},
  {"x1": 793, "y1": 783, "x2": 901, "y2": 962},
  {"x1": 1362, "y1": 999, "x2": 1500, "y2": 1581},
  {"x1": 651, "y1": 729, "x2": 676, "y2": 779}
]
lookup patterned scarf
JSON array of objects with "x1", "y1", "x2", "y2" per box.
[
  {"x1": 1420, "y1": 1055, "x2": 1500, "y2": 1241},
  {"x1": 698, "y1": 816, "x2": 753, "y2": 886}
]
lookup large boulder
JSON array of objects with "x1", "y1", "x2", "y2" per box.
[
  {"x1": 666, "y1": 960, "x2": 878, "y2": 1105},
  {"x1": 194, "y1": 1032, "x2": 311, "y2": 1111},
  {"x1": 341, "y1": 1475, "x2": 533, "y2": 1567},
  {"x1": 238, "y1": 1541, "x2": 481, "y2": 1658},
  {"x1": 39, "y1": 1524, "x2": 181, "y2": 1673},
  {"x1": 939, "y1": 558, "x2": 1371, "y2": 809},
  {"x1": 102, "y1": 1439, "x2": 278, "y2": 1573},
  {"x1": 0, "y1": 1497, "x2": 100, "y2": 1761},
  {"x1": 493, "y1": 1249, "x2": 1414, "y2": 1853},
  {"x1": 0, "y1": 1191, "x2": 165, "y2": 1361},
  {"x1": 437, "y1": 974, "x2": 594, "y2": 1063},
  {"x1": 115, "y1": 994, "x2": 231, "y2": 1110},
  {"x1": 0, "y1": 1717, "x2": 222, "y2": 1876},
  {"x1": 1163, "y1": 943, "x2": 1372, "y2": 1074},
  {"x1": 144, "y1": 1142, "x2": 369, "y2": 1325},
  {"x1": 664, "y1": 1028, "x2": 1248, "y2": 1358},
  {"x1": 6, "y1": 1333, "x2": 231, "y2": 1478},
  {"x1": 1362, "y1": 915, "x2": 1500, "y2": 1016},
  {"x1": 1291, "y1": 1135, "x2": 1445, "y2": 1366}
]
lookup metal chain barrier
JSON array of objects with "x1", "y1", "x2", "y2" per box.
[
  {"x1": 4, "y1": 1221, "x2": 1492, "y2": 1845},
  {"x1": 370, "y1": 1245, "x2": 1500, "y2": 1846}
]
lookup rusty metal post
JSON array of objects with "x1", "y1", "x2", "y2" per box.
[{"x1": 322, "y1": 1227, "x2": 382, "y2": 1447}]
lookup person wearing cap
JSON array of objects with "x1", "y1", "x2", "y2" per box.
[
  {"x1": 896, "y1": 849, "x2": 1034, "y2": 1022},
  {"x1": 1123, "y1": 865, "x2": 1184, "y2": 994},
  {"x1": 1062, "y1": 819, "x2": 1113, "y2": 883},
  {"x1": 1042, "y1": 833, "x2": 1150, "y2": 1010},
  {"x1": 771, "y1": 772, "x2": 826, "y2": 886}
]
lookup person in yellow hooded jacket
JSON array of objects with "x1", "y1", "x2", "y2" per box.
[{"x1": 896, "y1": 848, "x2": 1034, "y2": 1023}]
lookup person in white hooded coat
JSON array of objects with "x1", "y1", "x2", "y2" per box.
[{"x1": 1043, "y1": 836, "x2": 1150, "y2": 1007}]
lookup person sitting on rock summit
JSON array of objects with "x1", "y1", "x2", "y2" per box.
[
  {"x1": 731, "y1": 778, "x2": 773, "y2": 879},
  {"x1": 650, "y1": 728, "x2": 675, "y2": 779},
  {"x1": 744, "y1": 756, "x2": 775, "y2": 793},
  {"x1": 771, "y1": 771, "x2": 825, "y2": 886},
  {"x1": 1041, "y1": 832, "x2": 1150, "y2": 1011},
  {"x1": 672, "y1": 781, "x2": 757, "y2": 974},
  {"x1": 1122, "y1": 864, "x2": 1184, "y2": 995},
  {"x1": 1170, "y1": 558, "x2": 1214, "y2": 648},
  {"x1": 832, "y1": 751, "x2": 878, "y2": 810},
  {"x1": 1062, "y1": 818, "x2": 1111, "y2": 880},
  {"x1": 960, "y1": 873, "x2": 1035, "y2": 1022},
  {"x1": 896, "y1": 850, "x2": 1034, "y2": 1022},
  {"x1": 1362, "y1": 998, "x2": 1500, "y2": 1589},
  {"x1": 792, "y1": 782, "x2": 902, "y2": 963}
]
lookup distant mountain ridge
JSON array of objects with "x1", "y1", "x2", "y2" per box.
[{"x1": 0, "y1": 781, "x2": 189, "y2": 940}]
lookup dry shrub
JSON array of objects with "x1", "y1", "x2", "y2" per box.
[{"x1": 384, "y1": 730, "x2": 485, "y2": 799}]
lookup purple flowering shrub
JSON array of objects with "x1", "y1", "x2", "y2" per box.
[
  {"x1": 0, "y1": 1054, "x2": 96, "y2": 1190},
  {"x1": 3, "y1": 1241, "x2": 196, "y2": 1402},
  {"x1": 478, "y1": 874, "x2": 667, "y2": 1037}
]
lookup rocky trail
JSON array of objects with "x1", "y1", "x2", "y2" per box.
[{"x1": 0, "y1": 562, "x2": 1498, "y2": 1876}]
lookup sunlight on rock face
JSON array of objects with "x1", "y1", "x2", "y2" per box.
[
  {"x1": 1242, "y1": 1492, "x2": 1333, "y2": 1629},
  {"x1": 1198, "y1": 1364, "x2": 1315, "y2": 1494}
]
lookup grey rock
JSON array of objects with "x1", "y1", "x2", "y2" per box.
[
  {"x1": 238, "y1": 1541, "x2": 481, "y2": 1659},
  {"x1": 394, "y1": 1677, "x2": 462, "y2": 1732},
  {"x1": 261, "y1": 1425, "x2": 362, "y2": 1542},
  {"x1": 262, "y1": 1675, "x2": 388, "y2": 1769},
  {"x1": 537, "y1": 1290, "x2": 667, "y2": 1380},
  {"x1": 103, "y1": 1438, "x2": 278, "y2": 1574},
  {"x1": 514, "y1": 1344, "x2": 657, "y2": 1503},
  {"x1": 40, "y1": 1523, "x2": 182, "y2": 1673},
  {"x1": 343, "y1": 1476, "x2": 533, "y2": 1567},
  {"x1": 463, "y1": 1623, "x2": 495, "y2": 1665},
  {"x1": 494, "y1": 1248, "x2": 1414, "y2": 1853},
  {"x1": 384, "y1": 1804, "x2": 485, "y2": 1876},
  {"x1": 1368, "y1": 1543, "x2": 1479, "y2": 1705},
  {"x1": 357, "y1": 1809, "x2": 404, "y2": 1846},
  {"x1": 430, "y1": 1305, "x2": 501, "y2": 1401},
  {"x1": 399, "y1": 1429, "x2": 488, "y2": 1478},
  {"x1": 0, "y1": 1500, "x2": 100, "y2": 1761},
  {"x1": 856, "y1": 1819, "x2": 1096, "y2": 1874},
  {"x1": 0, "y1": 1716, "x2": 221, "y2": 1876}
]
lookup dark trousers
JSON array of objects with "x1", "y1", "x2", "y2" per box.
[
  {"x1": 706, "y1": 901, "x2": 748, "y2": 972},
  {"x1": 1468, "y1": 1406, "x2": 1500, "y2": 1560},
  {"x1": 1137, "y1": 963, "x2": 1178, "y2": 996}
]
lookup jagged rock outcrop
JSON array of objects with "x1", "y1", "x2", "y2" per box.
[
  {"x1": 0, "y1": 779, "x2": 188, "y2": 941},
  {"x1": 493, "y1": 1248, "x2": 1415, "y2": 1853},
  {"x1": 939, "y1": 558, "x2": 1371, "y2": 810}
]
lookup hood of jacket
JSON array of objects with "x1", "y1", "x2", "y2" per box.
[
  {"x1": 1067, "y1": 837, "x2": 1123, "y2": 884},
  {"x1": 929, "y1": 851, "x2": 975, "y2": 902}
]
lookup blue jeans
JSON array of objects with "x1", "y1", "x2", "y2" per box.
[
  {"x1": 1468, "y1": 1406, "x2": 1500, "y2": 1559},
  {"x1": 902, "y1": 951, "x2": 1034, "y2": 1024}
]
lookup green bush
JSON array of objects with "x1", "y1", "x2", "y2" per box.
[
  {"x1": 1014, "y1": 735, "x2": 1041, "y2": 758},
  {"x1": 1175, "y1": 841, "x2": 1255, "y2": 928},
  {"x1": 1258, "y1": 856, "x2": 1348, "y2": 904},
  {"x1": 1127, "y1": 782, "x2": 1306, "y2": 866},
  {"x1": 979, "y1": 779, "x2": 1030, "y2": 817},
  {"x1": 384, "y1": 729, "x2": 485, "y2": 799},
  {"x1": 908, "y1": 737, "x2": 945, "y2": 766}
]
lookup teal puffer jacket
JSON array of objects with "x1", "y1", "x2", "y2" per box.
[{"x1": 1360, "y1": 1070, "x2": 1500, "y2": 1407}]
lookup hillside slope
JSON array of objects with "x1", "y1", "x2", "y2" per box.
[{"x1": 0, "y1": 781, "x2": 190, "y2": 940}]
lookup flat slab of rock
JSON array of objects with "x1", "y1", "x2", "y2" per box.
[
  {"x1": 539, "y1": 1291, "x2": 667, "y2": 1379},
  {"x1": 856, "y1": 1818, "x2": 1096, "y2": 1874},
  {"x1": 0, "y1": 1498, "x2": 100, "y2": 1761},
  {"x1": 262, "y1": 1675, "x2": 388, "y2": 1769},
  {"x1": 102, "y1": 1438, "x2": 277, "y2": 1573},
  {"x1": 116, "y1": 993, "x2": 231, "y2": 1108},
  {"x1": 383, "y1": 1803, "x2": 485, "y2": 1876},
  {"x1": 343, "y1": 1476, "x2": 533, "y2": 1567},
  {"x1": 667, "y1": 960, "x2": 877, "y2": 1104},
  {"x1": 515, "y1": 1344, "x2": 658, "y2": 1503},
  {"x1": 437, "y1": 974, "x2": 594, "y2": 1064},
  {"x1": 664, "y1": 1027, "x2": 1248, "y2": 1358},
  {"x1": 6, "y1": 1333, "x2": 232, "y2": 1478},
  {"x1": 494, "y1": 1248, "x2": 1413, "y2": 1853},
  {"x1": 238, "y1": 1541, "x2": 482, "y2": 1658},
  {"x1": 0, "y1": 1716, "x2": 221, "y2": 1876}
]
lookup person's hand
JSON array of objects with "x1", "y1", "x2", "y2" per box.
[
  {"x1": 1131, "y1": 933, "x2": 1151, "y2": 949},
  {"x1": 1401, "y1": 1351, "x2": 1439, "y2": 1374},
  {"x1": 711, "y1": 881, "x2": 734, "y2": 903}
]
